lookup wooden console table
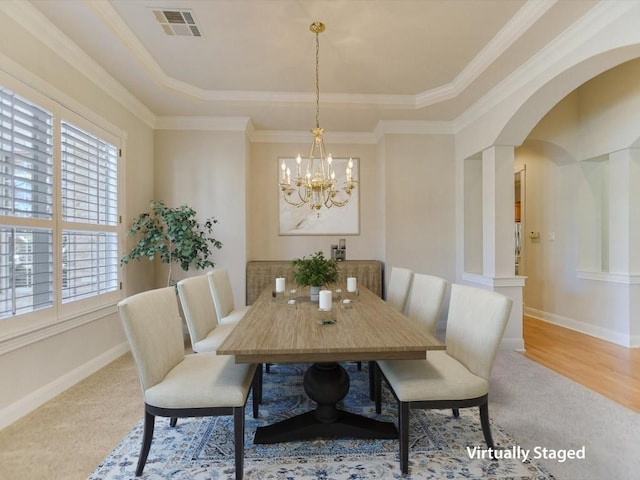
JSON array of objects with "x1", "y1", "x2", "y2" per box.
[{"x1": 246, "y1": 260, "x2": 383, "y2": 305}]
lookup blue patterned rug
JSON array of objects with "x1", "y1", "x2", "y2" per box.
[{"x1": 89, "y1": 362, "x2": 554, "y2": 479}]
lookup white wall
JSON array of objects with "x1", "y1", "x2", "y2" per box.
[
  {"x1": 0, "y1": 12, "x2": 155, "y2": 427},
  {"x1": 153, "y1": 129, "x2": 248, "y2": 304},
  {"x1": 516, "y1": 59, "x2": 640, "y2": 346},
  {"x1": 383, "y1": 134, "x2": 456, "y2": 282}
]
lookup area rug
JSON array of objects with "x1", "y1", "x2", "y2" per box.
[{"x1": 89, "y1": 363, "x2": 555, "y2": 479}]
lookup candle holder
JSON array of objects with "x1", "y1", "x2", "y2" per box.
[
  {"x1": 316, "y1": 306, "x2": 337, "y2": 325},
  {"x1": 340, "y1": 298, "x2": 353, "y2": 309}
]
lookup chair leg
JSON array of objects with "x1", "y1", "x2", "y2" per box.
[
  {"x1": 452, "y1": 408, "x2": 460, "y2": 418},
  {"x1": 136, "y1": 410, "x2": 156, "y2": 476},
  {"x1": 170, "y1": 417, "x2": 178, "y2": 427},
  {"x1": 399, "y1": 401, "x2": 410, "y2": 475},
  {"x1": 368, "y1": 361, "x2": 375, "y2": 400},
  {"x1": 374, "y1": 363, "x2": 382, "y2": 414},
  {"x1": 234, "y1": 406, "x2": 245, "y2": 480},
  {"x1": 252, "y1": 368, "x2": 261, "y2": 418},
  {"x1": 479, "y1": 401, "x2": 495, "y2": 451}
]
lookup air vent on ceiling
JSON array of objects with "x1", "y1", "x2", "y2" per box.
[{"x1": 153, "y1": 9, "x2": 201, "y2": 37}]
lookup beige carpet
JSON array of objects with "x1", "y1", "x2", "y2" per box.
[
  {"x1": 0, "y1": 353, "x2": 140, "y2": 480},
  {"x1": 3, "y1": 350, "x2": 639, "y2": 480}
]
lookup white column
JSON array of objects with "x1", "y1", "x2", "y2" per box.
[
  {"x1": 463, "y1": 145, "x2": 524, "y2": 351},
  {"x1": 482, "y1": 146, "x2": 515, "y2": 277}
]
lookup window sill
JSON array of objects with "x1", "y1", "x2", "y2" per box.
[{"x1": 0, "y1": 301, "x2": 120, "y2": 355}]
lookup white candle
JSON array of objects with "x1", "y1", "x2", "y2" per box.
[
  {"x1": 319, "y1": 289, "x2": 332, "y2": 310},
  {"x1": 275, "y1": 277, "x2": 285, "y2": 293},
  {"x1": 347, "y1": 277, "x2": 357, "y2": 293}
]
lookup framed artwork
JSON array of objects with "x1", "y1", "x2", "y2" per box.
[{"x1": 278, "y1": 157, "x2": 360, "y2": 235}]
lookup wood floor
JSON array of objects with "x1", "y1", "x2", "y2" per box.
[{"x1": 522, "y1": 315, "x2": 640, "y2": 413}]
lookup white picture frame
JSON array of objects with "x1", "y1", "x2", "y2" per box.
[{"x1": 278, "y1": 157, "x2": 360, "y2": 235}]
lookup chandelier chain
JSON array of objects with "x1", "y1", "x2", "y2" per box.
[{"x1": 315, "y1": 28, "x2": 320, "y2": 129}]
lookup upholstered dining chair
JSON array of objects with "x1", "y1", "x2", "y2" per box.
[
  {"x1": 118, "y1": 286, "x2": 259, "y2": 480},
  {"x1": 368, "y1": 272, "x2": 448, "y2": 399},
  {"x1": 178, "y1": 274, "x2": 263, "y2": 403},
  {"x1": 177, "y1": 274, "x2": 236, "y2": 353},
  {"x1": 405, "y1": 273, "x2": 448, "y2": 334},
  {"x1": 375, "y1": 283, "x2": 513, "y2": 474},
  {"x1": 208, "y1": 268, "x2": 251, "y2": 325},
  {"x1": 386, "y1": 266, "x2": 414, "y2": 314}
]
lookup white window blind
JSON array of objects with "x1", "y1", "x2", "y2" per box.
[
  {"x1": 61, "y1": 122, "x2": 119, "y2": 303},
  {"x1": 0, "y1": 87, "x2": 54, "y2": 318},
  {"x1": 0, "y1": 84, "x2": 121, "y2": 320}
]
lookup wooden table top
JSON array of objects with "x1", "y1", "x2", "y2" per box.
[{"x1": 218, "y1": 285, "x2": 445, "y2": 364}]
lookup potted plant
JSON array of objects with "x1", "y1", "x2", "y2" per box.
[
  {"x1": 291, "y1": 250, "x2": 339, "y2": 301},
  {"x1": 121, "y1": 200, "x2": 222, "y2": 287}
]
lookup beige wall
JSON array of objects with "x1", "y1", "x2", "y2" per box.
[
  {"x1": 154, "y1": 129, "x2": 248, "y2": 303},
  {"x1": 384, "y1": 134, "x2": 456, "y2": 281},
  {"x1": 517, "y1": 59, "x2": 640, "y2": 346},
  {"x1": 0, "y1": 12, "x2": 154, "y2": 425}
]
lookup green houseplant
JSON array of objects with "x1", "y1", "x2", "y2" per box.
[
  {"x1": 291, "y1": 250, "x2": 339, "y2": 301},
  {"x1": 121, "y1": 200, "x2": 222, "y2": 287}
]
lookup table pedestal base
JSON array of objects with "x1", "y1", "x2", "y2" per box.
[{"x1": 254, "y1": 362, "x2": 397, "y2": 444}]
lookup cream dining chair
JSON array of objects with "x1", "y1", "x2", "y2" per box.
[
  {"x1": 385, "y1": 266, "x2": 414, "y2": 314},
  {"x1": 375, "y1": 283, "x2": 513, "y2": 474},
  {"x1": 118, "y1": 286, "x2": 259, "y2": 480},
  {"x1": 405, "y1": 273, "x2": 448, "y2": 334},
  {"x1": 178, "y1": 274, "x2": 263, "y2": 403},
  {"x1": 177, "y1": 274, "x2": 236, "y2": 353},
  {"x1": 207, "y1": 268, "x2": 251, "y2": 325},
  {"x1": 368, "y1": 272, "x2": 447, "y2": 399}
]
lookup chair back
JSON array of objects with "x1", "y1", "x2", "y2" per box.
[
  {"x1": 407, "y1": 273, "x2": 448, "y2": 333},
  {"x1": 118, "y1": 287, "x2": 185, "y2": 392},
  {"x1": 177, "y1": 274, "x2": 219, "y2": 351},
  {"x1": 207, "y1": 269, "x2": 235, "y2": 319},
  {"x1": 386, "y1": 267, "x2": 414, "y2": 314},
  {"x1": 445, "y1": 284, "x2": 512, "y2": 380}
]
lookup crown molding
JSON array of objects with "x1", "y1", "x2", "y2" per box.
[
  {"x1": 249, "y1": 129, "x2": 377, "y2": 145},
  {"x1": 82, "y1": 0, "x2": 553, "y2": 111},
  {"x1": 453, "y1": 0, "x2": 640, "y2": 134},
  {"x1": 155, "y1": 116, "x2": 252, "y2": 131},
  {"x1": 0, "y1": 0, "x2": 156, "y2": 128},
  {"x1": 416, "y1": 0, "x2": 557, "y2": 109}
]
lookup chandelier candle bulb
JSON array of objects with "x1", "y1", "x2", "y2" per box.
[
  {"x1": 347, "y1": 277, "x2": 357, "y2": 293},
  {"x1": 319, "y1": 290, "x2": 332, "y2": 311}
]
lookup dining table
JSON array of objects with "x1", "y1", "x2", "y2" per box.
[{"x1": 217, "y1": 284, "x2": 445, "y2": 444}]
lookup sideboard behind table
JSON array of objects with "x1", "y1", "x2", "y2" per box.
[{"x1": 246, "y1": 260, "x2": 383, "y2": 305}]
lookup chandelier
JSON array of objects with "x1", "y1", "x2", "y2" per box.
[{"x1": 279, "y1": 21, "x2": 357, "y2": 214}]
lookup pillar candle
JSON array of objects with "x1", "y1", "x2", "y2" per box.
[
  {"x1": 319, "y1": 290, "x2": 332, "y2": 310},
  {"x1": 347, "y1": 277, "x2": 357, "y2": 293},
  {"x1": 275, "y1": 277, "x2": 285, "y2": 293}
]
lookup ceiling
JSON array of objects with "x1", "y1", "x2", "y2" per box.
[{"x1": 29, "y1": 0, "x2": 598, "y2": 133}]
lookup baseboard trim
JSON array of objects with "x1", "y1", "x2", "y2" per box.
[
  {"x1": 524, "y1": 307, "x2": 638, "y2": 348},
  {"x1": 500, "y1": 337, "x2": 525, "y2": 352},
  {"x1": 0, "y1": 341, "x2": 130, "y2": 430}
]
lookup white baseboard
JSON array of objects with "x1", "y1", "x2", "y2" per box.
[
  {"x1": 524, "y1": 307, "x2": 638, "y2": 348},
  {"x1": 0, "y1": 341, "x2": 130, "y2": 430},
  {"x1": 500, "y1": 336, "x2": 525, "y2": 352}
]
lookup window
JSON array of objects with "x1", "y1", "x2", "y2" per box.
[{"x1": 0, "y1": 85, "x2": 120, "y2": 321}]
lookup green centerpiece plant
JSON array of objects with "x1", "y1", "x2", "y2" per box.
[
  {"x1": 291, "y1": 250, "x2": 339, "y2": 301},
  {"x1": 121, "y1": 200, "x2": 222, "y2": 287}
]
